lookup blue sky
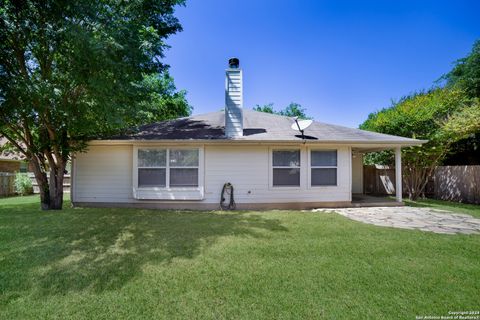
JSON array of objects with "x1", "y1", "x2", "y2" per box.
[{"x1": 164, "y1": 0, "x2": 479, "y2": 128}]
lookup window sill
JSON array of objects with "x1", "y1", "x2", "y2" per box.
[
  {"x1": 133, "y1": 187, "x2": 204, "y2": 200},
  {"x1": 270, "y1": 186, "x2": 302, "y2": 190},
  {"x1": 308, "y1": 185, "x2": 338, "y2": 189}
]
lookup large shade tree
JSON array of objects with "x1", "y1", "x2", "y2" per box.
[
  {"x1": 441, "y1": 40, "x2": 480, "y2": 164},
  {"x1": 360, "y1": 88, "x2": 479, "y2": 200},
  {"x1": 253, "y1": 102, "x2": 312, "y2": 119},
  {"x1": 0, "y1": 0, "x2": 190, "y2": 209},
  {"x1": 444, "y1": 40, "x2": 480, "y2": 99}
]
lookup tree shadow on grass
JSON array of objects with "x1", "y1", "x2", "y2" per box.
[{"x1": 0, "y1": 203, "x2": 287, "y2": 304}]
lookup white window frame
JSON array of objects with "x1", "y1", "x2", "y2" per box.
[
  {"x1": 133, "y1": 146, "x2": 204, "y2": 200},
  {"x1": 19, "y1": 161, "x2": 28, "y2": 173},
  {"x1": 308, "y1": 149, "x2": 338, "y2": 188},
  {"x1": 137, "y1": 149, "x2": 167, "y2": 188},
  {"x1": 269, "y1": 148, "x2": 302, "y2": 189},
  {"x1": 168, "y1": 149, "x2": 200, "y2": 188}
]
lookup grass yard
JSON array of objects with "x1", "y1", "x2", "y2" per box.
[
  {"x1": 405, "y1": 197, "x2": 480, "y2": 218},
  {"x1": 0, "y1": 196, "x2": 479, "y2": 319}
]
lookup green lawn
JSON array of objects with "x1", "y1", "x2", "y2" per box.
[
  {"x1": 1, "y1": 196, "x2": 479, "y2": 319},
  {"x1": 405, "y1": 198, "x2": 480, "y2": 218}
]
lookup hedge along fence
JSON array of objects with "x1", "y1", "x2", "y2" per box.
[
  {"x1": 0, "y1": 173, "x2": 70, "y2": 197},
  {"x1": 434, "y1": 166, "x2": 480, "y2": 204},
  {"x1": 0, "y1": 173, "x2": 15, "y2": 196}
]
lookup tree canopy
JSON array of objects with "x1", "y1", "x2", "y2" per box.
[
  {"x1": 360, "y1": 89, "x2": 474, "y2": 141},
  {"x1": 253, "y1": 102, "x2": 312, "y2": 119},
  {"x1": 443, "y1": 40, "x2": 480, "y2": 99},
  {"x1": 360, "y1": 39, "x2": 480, "y2": 199},
  {"x1": 441, "y1": 40, "x2": 480, "y2": 164},
  {"x1": 360, "y1": 88, "x2": 479, "y2": 199},
  {"x1": 0, "y1": 0, "x2": 190, "y2": 209}
]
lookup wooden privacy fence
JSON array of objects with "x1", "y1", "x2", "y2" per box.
[
  {"x1": 0, "y1": 173, "x2": 70, "y2": 197},
  {"x1": 434, "y1": 166, "x2": 480, "y2": 204},
  {"x1": 363, "y1": 165, "x2": 397, "y2": 195},
  {"x1": 363, "y1": 165, "x2": 479, "y2": 204},
  {"x1": 28, "y1": 173, "x2": 70, "y2": 194},
  {"x1": 363, "y1": 165, "x2": 423, "y2": 195},
  {"x1": 0, "y1": 173, "x2": 16, "y2": 197}
]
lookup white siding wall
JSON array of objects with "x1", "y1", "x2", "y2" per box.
[
  {"x1": 73, "y1": 144, "x2": 352, "y2": 205},
  {"x1": 204, "y1": 145, "x2": 351, "y2": 203},
  {"x1": 351, "y1": 153, "x2": 363, "y2": 194},
  {"x1": 73, "y1": 145, "x2": 134, "y2": 203},
  {"x1": 225, "y1": 69, "x2": 243, "y2": 138}
]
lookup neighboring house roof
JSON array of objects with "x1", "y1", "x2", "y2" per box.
[
  {"x1": 0, "y1": 137, "x2": 25, "y2": 161},
  {"x1": 108, "y1": 110, "x2": 423, "y2": 145}
]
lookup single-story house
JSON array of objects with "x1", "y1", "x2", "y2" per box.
[
  {"x1": 0, "y1": 137, "x2": 29, "y2": 173},
  {"x1": 71, "y1": 58, "x2": 424, "y2": 210}
]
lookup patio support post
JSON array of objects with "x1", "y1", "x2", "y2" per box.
[{"x1": 395, "y1": 146, "x2": 402, "y2": 202}]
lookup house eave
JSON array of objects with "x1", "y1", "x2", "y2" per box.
[
  {"x1": 0, "y1": 158, "x2": 25, "y2": 162},
  {"x1": 88, "y1": 139, "x2": 426, "y2": 148}
]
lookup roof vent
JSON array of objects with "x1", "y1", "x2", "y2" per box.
[{"x1": 228, "y1": 57, "x2": 239, "y2": 69}]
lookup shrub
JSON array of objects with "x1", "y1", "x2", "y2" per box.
[{"x1": 14, "y1": 173, "x2": 33, "y2": 196}]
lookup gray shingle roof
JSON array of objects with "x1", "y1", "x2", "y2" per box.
[
  {"x1": 0, "y1": 137, "x2": 25, "y2": 161},
  {"x1": 110, "y1": 109, "x2": 423, "y2": 145}
]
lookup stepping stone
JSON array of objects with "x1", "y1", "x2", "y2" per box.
[{"x1": 314, "y1": 206, "x2": 480, "y2": 235}]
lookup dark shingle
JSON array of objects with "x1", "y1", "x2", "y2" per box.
[{"x1": 109, "y1": 109, "x2": 422, "y2": 144}]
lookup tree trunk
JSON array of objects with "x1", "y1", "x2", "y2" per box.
[
  {"x1": 404, "y1": 165, "x2": 433, "y2": 201},
  {"x1": 37, "y1": 174, "x2": 51, "y2": 210},
  {"x1": 48, "y1": 161, "x2": 66, "y2": 210},
  {"x1": 30, "y1": 157, "x2": 50, "y2": 210},
  {"x1": 29, "y1": 154, "x2": 66, "y2": 210}
]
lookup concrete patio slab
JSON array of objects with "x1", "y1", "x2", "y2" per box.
[{"x1": 314, "y1": 206, "x2": 480, "y2": 235}]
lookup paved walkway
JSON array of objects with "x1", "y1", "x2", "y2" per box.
[{"x1": 315, "y1": 207, "x2": 480, "y2": 235}]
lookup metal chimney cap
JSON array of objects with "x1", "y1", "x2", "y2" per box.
[{"x1": 228, "y1": 57, "x2": 239, "y2": 68}]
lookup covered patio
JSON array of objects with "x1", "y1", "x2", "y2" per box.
[
  {"x1": 351, "y1": 146, "x2": 404, "y2": 207},
  {"x1": 351, "y1": 194, "x2": 400, "y2": 207}
]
